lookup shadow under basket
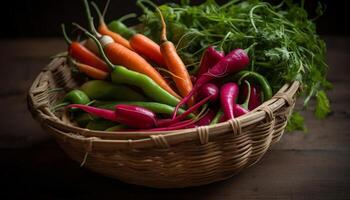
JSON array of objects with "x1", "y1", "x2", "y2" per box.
[{"x1": 28, "y1": 57, "x2": 299, "y2": 188}]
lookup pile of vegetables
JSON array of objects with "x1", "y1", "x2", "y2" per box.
[{"x1": 55, "y1": 0, "x2": 330, "y2": 132}]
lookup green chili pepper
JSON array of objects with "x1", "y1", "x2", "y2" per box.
[
  {"x1": 107, "y1": 13, "x2": 137, "y2": 39},
  {"x1": 80, "y1": 80, "x2": 146, "y2": 101},
  {"x1": 231, "y1": 71, "x2": 273, "y2": 102},
  {"x1": 86, "y1": 119, "x2": 118, "y2": 131},
  {"x1": 210, "y1": 110, "x2": 223, "y2": 125},
  {"x1": 105, "y1": 124, "x2": 129, "y2": 131},
  {"x1": 51, "y1": 89, "x2": 91, "y2": 112},
  {"x1": 63, "y1": 89, "x2": 91, "y2": 104},
  {"x1": 74, "y1": 113, "x2": 97, "y2": 127},
  {"x1": 94, "y1": 101, "x2": 195, "y2": 118},
  {"x1": 108, "y1": 22, "x2": 136, "y2": 39},
  {"x1": 111, "y1": 66, "x2": 180, "y2": 106}
]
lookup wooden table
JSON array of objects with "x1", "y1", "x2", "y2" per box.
[{"x1": 1, "y1": 37, "x2": 349, "y2": 199}]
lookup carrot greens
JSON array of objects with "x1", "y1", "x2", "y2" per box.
[{"x1": 137, "y1": 0, "x2": 330, "y2": 131}]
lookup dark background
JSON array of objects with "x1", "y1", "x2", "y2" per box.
[
  {"x1": 0, "y1": 1, "x2": 349, "y2": 199},
  {"x1": 0, "y1": 0, "x2": 348, "y2": 38}
]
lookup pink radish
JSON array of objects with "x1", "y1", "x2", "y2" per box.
[
  {"x1": 196, "y1": 109, "x2": 217, "y2": 126},
  {"x1": 67, "y1": 104, "x2": 157, "y2": 129},
  {"x1": 196, "y1": 46, "x2": 225, "y2": 78},
  {"x1": 233, "y1": 104, "x2": 249, "y2": 117},
  {"x1": 232, "y1": 80, "x2": 252, "y2": 117},
  {"x1": 220, "y1": 82, "x2": 239, "y2": 120},
  {"x1": 197, "y1": 83, "x2": 219, "y2": 103},
  {"x1": 173, "y1": 48, "x2": 249, "y2": 118},
  {"x1": 114, "y1": 104, "x2": 157, "y2": 129}
]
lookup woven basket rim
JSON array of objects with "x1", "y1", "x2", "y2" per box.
[{"x1": 28, "y1": 57, "x2": 300, "y2": 149}]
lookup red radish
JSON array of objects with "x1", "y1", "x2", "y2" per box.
[
  {"x1": 173, "y1": 48, "x2": 249, "y2": 118},
  {"x1": 114, "y1": 104, "x2": 157, "y2": 129},
  {"x1": 184, "y1": 124, "x2": 196, "y2": 129},
  {"x1": 145, "y1": 119, "x2": 196, "y2": 131},
  {"x1": 190, "y1": 75, "x2": 197, "y2": 84},
  {"x1": 219, "y1": 114, "x2": 226, "y2": 123},
  {"x1": 67, "y1": 104, "x2": 157, "y2": 129},
  {"x1": 196, "y1": 109, "x2": 217, "y2": 126},
  {"x1": 197, "y1": 83, "x2": 219, "y2": 103},
  {"x1": 157, "y1": 95, "x2": 213, "y2": 127},
  {"x1": 233, "y1": 104, "x2": 248, "y2": 117},
  {"x1": 67, "y1": 104, "x2": 117, "y2": 121},
  {"x1": 168, "y1": 119, "x2": 193, "y2": 127},
  {"x1": 136, "y1": 119, "x2": 196, "y2": 132},
  {"x1": 196, "y1": 49, "x2": 249, "y2": 87},
  {"x1": 220, "y1": 82, "x2": 239, "y2": 120},
  {"x1": 232, "y1": 81, "x2": 251, "y2": 118},
  {"x1": 248, "y1": 84, "x2": 261, "y2": 110},
  {"x1": 156, "y1": 83, "x2": 219, "y2": 127},
  {"x1": 196, "y1": 46, "x2": 225, "y2": 78},
  {"x1": 240, "y1": 81, "x2": 261, "y2": 110}
]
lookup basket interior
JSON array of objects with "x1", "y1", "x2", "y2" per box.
[{"x1": 29, "y1": 57, "x2": 298, "y2": 143}]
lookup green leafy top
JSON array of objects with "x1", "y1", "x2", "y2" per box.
[{"x1": 136, "y1": 0, "x2": 331, "y2": 132}]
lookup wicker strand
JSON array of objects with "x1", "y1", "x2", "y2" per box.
[
  {"x1": 128, "y1": 139, "x2": 134, "y2": 149},
  {"x1": 257, "y1": 106, "x2": 276, "y2": 141},
  {"x1": 80, "y1": 137, "x2": 94, "y2": 167},
  {"x1": 257, "y1": 106, "x2": 274, "y2": 122},
  {"x1": 273, "y1": 92, "x2": 293, "y2": 107},
  {"x1": 150, "y1": 135, "x2": 170, "y2": 149},
  {"x1": 31, "y1": 81, "x2": 49, "y2": 95},
  {"x1": 197, "y1": 126, "x2": 210, "y2": 144},
  {"x1": 228, "y1": 118, "x2": 242, "y2": 136}
]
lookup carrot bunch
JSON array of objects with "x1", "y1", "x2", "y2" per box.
[
  {"x1": 62, "y1": 0, "x2": 197, "y2": 100},
  {"x1": 61, "y1": 24, "x2": 110, "y2": 80}
]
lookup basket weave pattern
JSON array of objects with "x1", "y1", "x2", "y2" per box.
[{"x1": 28, "y1": 58, "x2": 299, "y2": 188}]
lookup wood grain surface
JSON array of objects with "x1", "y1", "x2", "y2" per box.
[{"x1": 0, "y1": 36, "x2": 349, "y2": 199}]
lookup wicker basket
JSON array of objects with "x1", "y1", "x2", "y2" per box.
[{"x1": 28, "y1": 57, "x2": 299, "y2": 188}]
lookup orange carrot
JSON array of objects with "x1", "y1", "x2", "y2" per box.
[
  {"x1": 69, "y1": 42, "x2": 110, "y2": 72},
  {"x1": 157, "y1": 8, "x2": 193, "y2": 102},
  {"x1": 130, "y1": 33, "x2": 166, "y2": 67},
  {"x1": 61, "y1": 24, "x2": 109, "y2": 72},
  {"x1": 100, "y1": 35, "x2": 181, "y2": 99},
  {"x1": 73, "y1": 59, "x2": 108, "y2": 80},
  {"x1": 90, "y1": 1, "x2": 133, "y2": 50}
]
